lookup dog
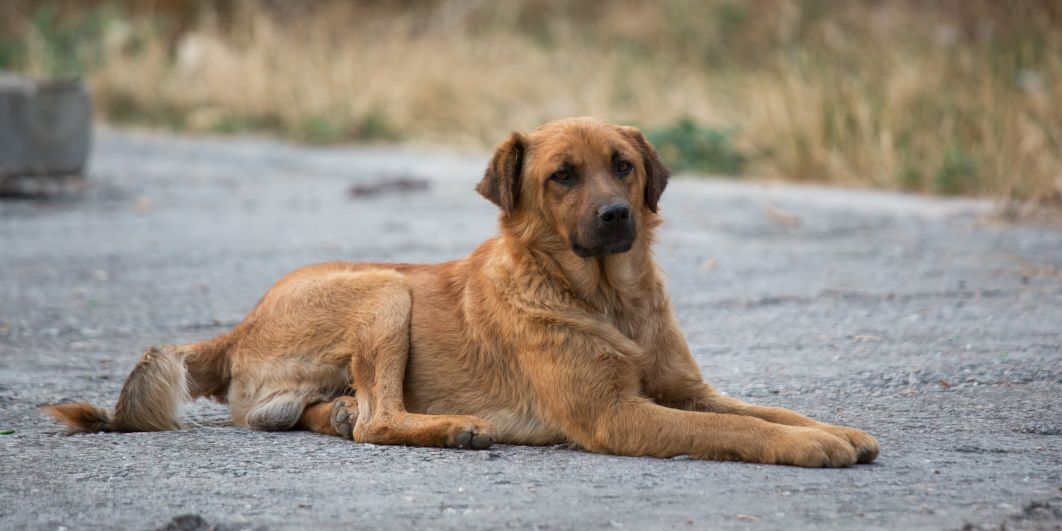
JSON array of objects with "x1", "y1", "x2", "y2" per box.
[{"x1": 46, "y1": 117, "x2": 878, "y2": 467}]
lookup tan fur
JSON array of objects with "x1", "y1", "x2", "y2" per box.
[
  {"x1": 46, "y1": 345, "x2": 192, "y2": 432},
  {"x1": 44, "y1": 117, "x2": 879, "y2": 467}
]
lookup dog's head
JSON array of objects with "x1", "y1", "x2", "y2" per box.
[{"x1": 476, "y1": 117, "x2": 670, "y2": 258}]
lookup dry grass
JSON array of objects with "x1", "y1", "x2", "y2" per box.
[{"x1": 3, "y1": 0, "x2": 1060, "y2": 207}]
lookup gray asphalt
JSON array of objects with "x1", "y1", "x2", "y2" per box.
[{"x1": 1, "y1": 128, "x2": 1060, "y2": 531}]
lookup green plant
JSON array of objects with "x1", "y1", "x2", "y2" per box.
[
  {"x1": 647, "y1": 118, "x2": 746, "y2": 175},
  {"x1": 934, "y1": 146, "x2": 978, "y2": 196},
  {"x1": 355, "y1": 111, "x2": 400, "y2": 142},
  {"x1": 0, "y1": 38, "x2": 26, "y2": 69},
  {"x1": 300, "y1": 114, "x2": 344, "y2": 145},
  {"x1": 26, "y1": 3, "x2": 115, "y2": 77}
]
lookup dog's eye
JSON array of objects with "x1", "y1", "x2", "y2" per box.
[
  {"x1": 615, "y1": 160, "x2": 633, "y2": 176},
  {"x1": 550, "y1": 170, "x2": 572, "y2": 183}
]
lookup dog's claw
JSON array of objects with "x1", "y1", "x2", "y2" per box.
[{"x1": 450, "y1": 428, "x2": 494, "y2": 450}]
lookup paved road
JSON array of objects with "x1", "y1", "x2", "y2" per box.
[{"x1": 1, "y1": 128, "x2": 1060, "y2": 530}]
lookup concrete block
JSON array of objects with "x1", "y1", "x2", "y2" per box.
[{"x1": 0, "y1": 73, "x2": 92, "y2": 189}]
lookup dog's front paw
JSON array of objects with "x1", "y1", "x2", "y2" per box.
[
  {"x1": 445, "y1": 417, "x2": 495, "y2": 450},
  {"x1": 766, "y1": 426, "x2": 858, "y2": 468},
  {"x1": 818, "y1": 424, "x2": 879, "y2": 464}
]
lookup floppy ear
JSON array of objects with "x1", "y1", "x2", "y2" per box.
[
  {"x1": 476, "y1": 132, "x2": 527, "y2": 214},
  {"x1": 619, "y1": 126, "x2": 671, "y2": 213}
]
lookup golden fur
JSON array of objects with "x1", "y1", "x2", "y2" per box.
[{"x1": 45, "y1": 117, "x2": 879, "y2": 467}]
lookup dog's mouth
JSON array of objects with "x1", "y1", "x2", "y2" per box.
[
  {"x1": 571, "y1": 235, "x2": 635, "y2": 258},
  {"x1": 569, "y1": 215, "x2": 637, "y2": 258}
]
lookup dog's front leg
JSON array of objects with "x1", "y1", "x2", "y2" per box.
[
  {"x1": 693, "y1": 392, "x2": 880, "y2": 464},
  {"x1": 637, "y1": 305, "x2": 879, "y2": 463},
  {"x1": 567, "y1": 398, "x2": 857, "y2": 467},
  {"x1": 523, "y1": 332, "x2": 856, "y2": 467}
]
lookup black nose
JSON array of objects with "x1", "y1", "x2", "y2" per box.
[{"x1": 598, "y1": 203, "x2": 630, "y2": 225}]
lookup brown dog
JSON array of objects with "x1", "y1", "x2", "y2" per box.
[{"x1": 46, "y1": 117, "x2": 878, "y2": 467}]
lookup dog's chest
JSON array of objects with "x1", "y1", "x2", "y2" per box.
[{"x1": 590, "y1": 293, "x2": 648, "y2": 342}]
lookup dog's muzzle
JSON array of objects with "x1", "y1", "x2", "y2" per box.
[{"x1": 572, "y1": 202, "x2": 636, "y2": 257}]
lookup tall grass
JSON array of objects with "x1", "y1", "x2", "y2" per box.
[{"x1": 2, "y1": 0, "x2": 1059, "y2": 207}]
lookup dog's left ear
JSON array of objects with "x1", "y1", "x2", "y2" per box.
[
  {"x1": 476, "y1": 132, "x2": 527, "y2": 214},
  {"x1": 618, "y1": 126, "x2": 670, "y2": 213}
]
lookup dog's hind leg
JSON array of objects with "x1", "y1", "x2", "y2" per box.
[
  {"x1": 228, "y1": 383, "x2": 358, "y2": 437},
  {"x1": 228, "y1": 369, "x2": 349, "y2": 433},
  {"x1": 345, "y1": 272, "x2": 495, "y2": 449},
  {"x1": 295, "y1": 396, "x2": 358, "y2": 438},
  {"x1": 219, "y1": 268, "x2": 492, "y2": 447},
  {"x1": 241, "y1": 392, "x2": 309, "y2": 431}
]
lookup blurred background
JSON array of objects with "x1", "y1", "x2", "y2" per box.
[{"x1": 1, "y1": 0, "x2": 1059, "y2": 211}]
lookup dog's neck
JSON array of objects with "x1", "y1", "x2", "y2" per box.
[
  {"x1": 495, "y1": 214, "x2": 665, "y2": 322},
  {"x1": 551, "y1": 239, "x2": 654, "y2": 304}
]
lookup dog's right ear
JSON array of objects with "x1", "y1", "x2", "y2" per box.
[{"x1": 476, "y1": 132, "x2": 526, "y2": 214}]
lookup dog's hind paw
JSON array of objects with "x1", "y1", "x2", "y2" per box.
[{"x1": 330, "y1": 396, "x2": 357, "y2": 440}]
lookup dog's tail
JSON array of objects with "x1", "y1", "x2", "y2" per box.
[{"x1": 43, "y1": 336, "x2": 233, "y2": 433}]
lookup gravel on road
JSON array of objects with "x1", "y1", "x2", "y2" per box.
[{"x1": 1, "y1": 128, "x2": 1060, "y2": 530}]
